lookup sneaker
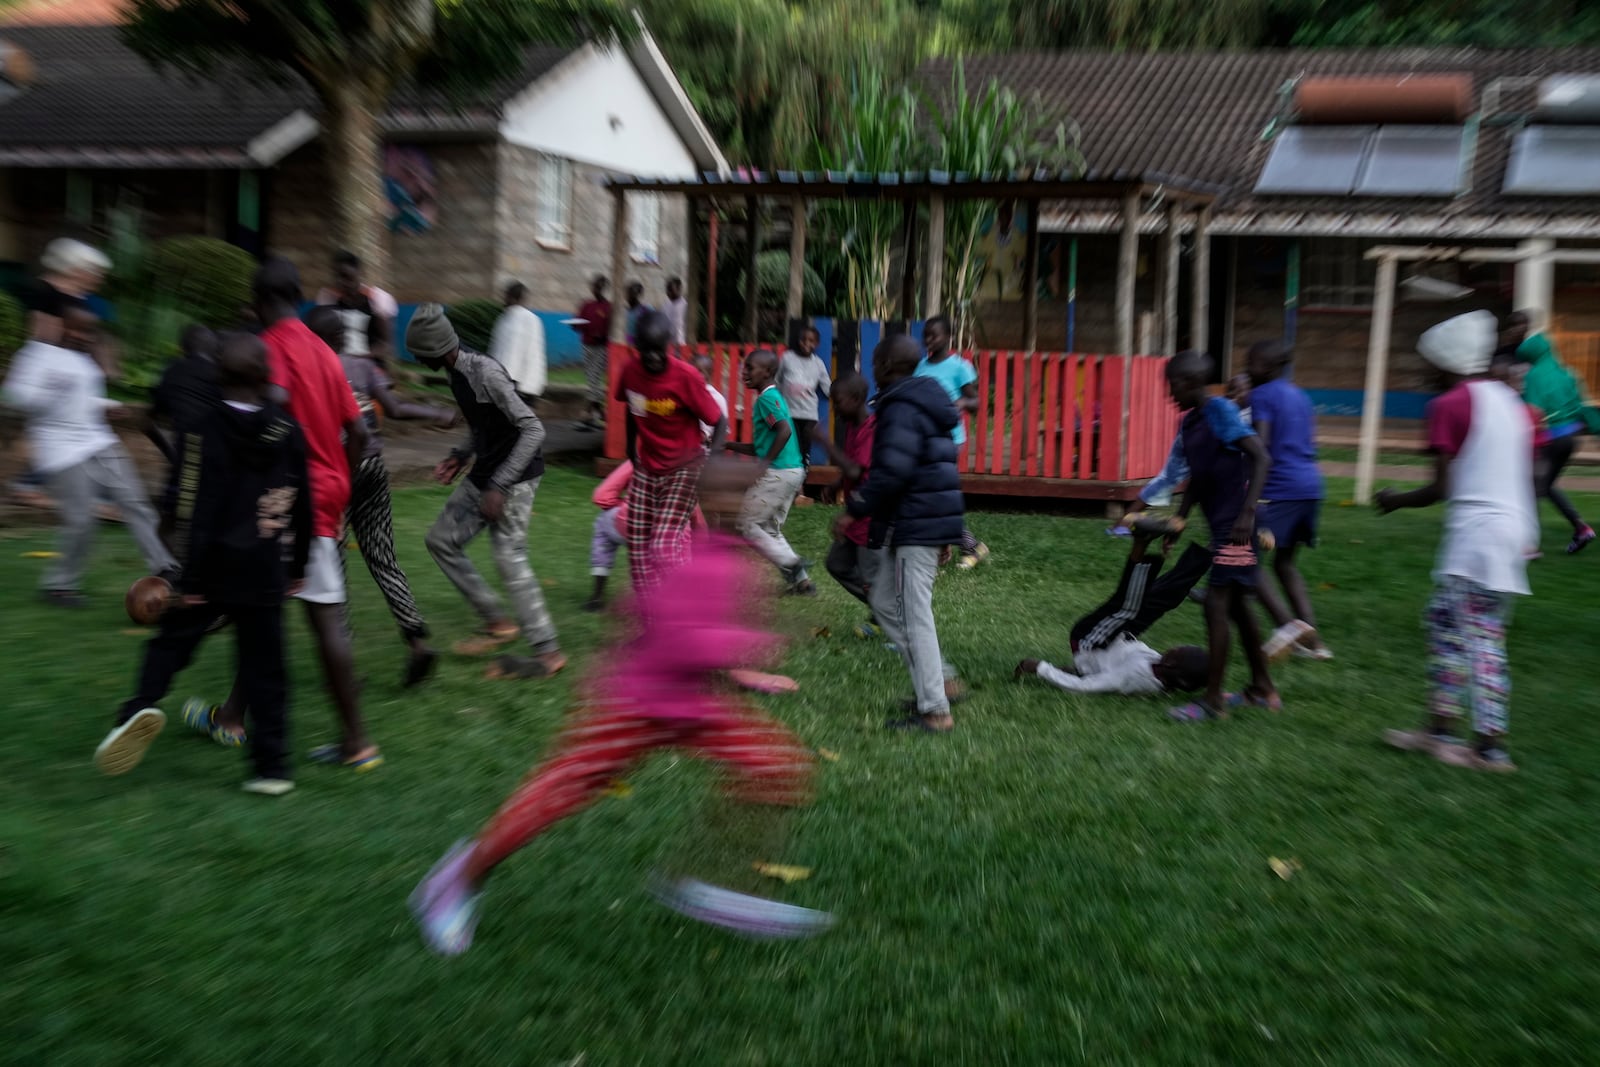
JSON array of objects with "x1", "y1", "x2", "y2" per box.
[
  {"x1": 1432, "y1": 741, "x2": 1519, "y2": 773},
  {"x1": 94, "y1": 708, "x2": 166, "y2": 776},
  {"x1": 956, "y1": 543, "x2": 991, "y2": 570},
  {"x1": 1262, "y1": 620, "x2": 1315, "y2": 663},
  {"x1": 409, "y1": 839, "x2": 483, "y2": 956},
  {"x1": 853, "y1": 621, "x2": 882, "y2": 639},
  {"x1": 581, "y1": 597, "x2": 605, "y2": 613},
  {"x1": 1381, "y1": 728, "x2": 1454, "y2": 755},
  {"x1": 41, "y1": 589, "x2": 87, "y2": 608},
  {"x1": 241, "y1": 778, "x2": 295, "y2": 797},
  {"x1": 403, "y1": 646, "x2": 439, "y2": 689},
  {"x1": 1568, "y1": 525, "x2": 1595, "y2": 555},
  {"x1": 653, "y1": 877, "x2": 834, "y2": 939},
  {"x1": 1291, "y1": 642, "x2": 1335, "y2": 661}
]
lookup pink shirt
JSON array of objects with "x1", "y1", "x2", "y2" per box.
[{"x1": 594, "y1": 531, "x2": 781, "y2": 720}]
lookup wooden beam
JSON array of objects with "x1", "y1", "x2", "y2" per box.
[
  {"x1": 683, "y1": 197, "x2": 702, "y2": 343},
  {"x1": 924, "y1": 193, "x2": 945, "y2": 316},
  {"x1": 1160, "y1": 200, "x2": 1182, "y2": 356},
  {"x1": 1116, "y1": 190, "x2": 1141, "y2": 355},
  {"x1": 1190, "y1": 206, "x2": 1211, "y2": 352},
  {"x1": 1354, "y1": 254, "x2": 1399, "y2": 505},
  {"x1": 608, "y1": 188, "x2": 630, "y2": 345},
  {"x1": 1023, "y1": 199, "x2": 1042, "y2": 352},
  {"x1": 743, "y1": 195, "x2": 760, "y2": 342},
  {"x1": 898, "y1": 199, "x2": 918, "y2": 322},
  {"x1": 786, "y1": 196, "x2": 807, "y2": 322}
]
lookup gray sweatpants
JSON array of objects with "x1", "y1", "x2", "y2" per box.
[
  {"x1": 738, "y1": 466, "x2": 804, "y2": 571},
  {"x1": 582, "y1": 343, "x2": 608, "y2": 406},
  {"x1": 862, "y1": 544, "x2": 952, "y2": 716},
  {"x1": 425, "y1": 477, "x2": 559, "y2": 654},
  {"x1": 44, "y1": 445, "x2": 174, "y2": 593}
]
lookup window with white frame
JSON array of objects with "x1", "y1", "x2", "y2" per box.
[
  {"x1": 1301, "y1": 237, "x2": 1378, "y2": 309},
  {"x1": 629, "y1": 192, "x2": 661, "y2": 264},
  {"x1": 534, "y1": 154, "x2": 572, "y2": 248}
]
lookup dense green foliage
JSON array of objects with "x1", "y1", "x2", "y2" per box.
[
  {"x1": 447, "y1": 298, "x2": 504, "y2": 353},
  {"x1": 642, "y1": 0, "x2": 1600, "y2": 169},
  {"x1": 144, "y1": 237, "x2": 256, "y2": 330},
  {"x1": 0, "y1": 290, "x2": 24, "y2": 375}
]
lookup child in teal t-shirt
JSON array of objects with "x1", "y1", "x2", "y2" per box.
[
  {"x1": 726, "y1": 350, "x2": 812, "y2": 593},
  {"x1": 913, "y1": 315, "x2": 990, "y2": 569}
]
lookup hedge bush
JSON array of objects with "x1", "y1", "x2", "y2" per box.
[
  {"x1": 0, "y1": 289, "x2": 25, "y2": 375},
  {"x1": 448, "y1": 298, "x2": 502, "y2": 354},
  {"x1": 145, "y1": 237, "x2": 256, "y2": 328}
]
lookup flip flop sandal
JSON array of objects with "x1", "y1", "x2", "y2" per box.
[
  {"x1": 1224, "y1": 690, "x2": 1284, "y2": 712},
  {"x1": 181, "y1": 698, "x2": 245, "y2": 747},
  {"x1": 884, "y1": 713, "x2": 954, "y2": 733},
  {"x1": 451, "y1": 628, "x2": 520, "y2": 657},
  {"x1": 307, "y1": 744, "x2": 384, "y2": 772},
  {"x1": 1168, "y1": 701, "x2": 1223, "y2": 723},
  {"x1": 485, "y1": 654, "x2": 567, "y2": 680}
]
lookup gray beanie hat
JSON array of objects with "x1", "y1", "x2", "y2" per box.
[{"x1": 406, "y1": 302, "x2": 459, "y2": 363}]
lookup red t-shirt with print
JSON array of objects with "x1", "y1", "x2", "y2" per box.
[
  {"x1": 615, "y1": 355, "x2": 724, "y2": 473},
  {"x1": 262, "y1": 317, "x2": 361, "y2": 538}
]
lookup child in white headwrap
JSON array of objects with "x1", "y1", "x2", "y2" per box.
[{"x1": 1374, "y1": 310, "x2": 1539, "y2": 772}]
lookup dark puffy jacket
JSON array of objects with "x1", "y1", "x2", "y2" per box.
[{"x1": 846, "y1": 374, "x2": 965, "y2": 548}]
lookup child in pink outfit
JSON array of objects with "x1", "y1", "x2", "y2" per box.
[
  {"x1": 585, "y1": 461, "x2": 633, "y2": 611},
  {"x1": 412, "y1": 460, "x2": 832, "y2": 954}
]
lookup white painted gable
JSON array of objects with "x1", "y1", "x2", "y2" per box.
[{"x1": 499, "y1": 44, "x2": 698, "y2": 178}]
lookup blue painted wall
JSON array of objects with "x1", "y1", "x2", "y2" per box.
[{"x1": 1306, "y1": 389, "x2": 1431, "y2": 420}]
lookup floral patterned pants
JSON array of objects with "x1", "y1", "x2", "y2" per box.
[{"x1": 1427, "y1": 576, "x2": 1511, "y2": 738}]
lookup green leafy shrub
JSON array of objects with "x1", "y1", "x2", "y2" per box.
[
  {"x1": 144, "y1": 237, "x2": 256, "y2": 328},
  {"x1": 0, "y1": 290, "x2": 25, "y2": 376},
  {"x1": 448, "y1": 298, "x2": 502, "y2": 353},
  {"x1": 743, "y1": 249, "x2": 825, "y2": 311}
]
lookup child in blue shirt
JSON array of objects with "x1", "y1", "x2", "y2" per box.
[
  {"x1": 1165, "y1": 351, "x2": 1277, "y2": 722},
  {"x1": 914, "y1": 315, "x2": 988, "y2": 569},
  {"x1": 1246, "y1": 340, "x2": 1331, "y2": 662}
]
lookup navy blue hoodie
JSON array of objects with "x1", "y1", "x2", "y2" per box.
[{"x1": 846, "y1": 374, "x2": 965, "y2": 548}]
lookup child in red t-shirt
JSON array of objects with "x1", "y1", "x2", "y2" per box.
[
  {"x1": 811, "y1": 374, "x2": 880, "y2": 636},
  {"x1": 614, "y1": 311, "x2": 727, "y2": 593}
]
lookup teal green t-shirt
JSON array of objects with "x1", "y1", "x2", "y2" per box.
[{"x1": 753, "y1": 386, "x2": 803, "y2": 469}]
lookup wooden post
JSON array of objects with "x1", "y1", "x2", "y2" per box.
[
  {"x1": 743, "y1": 195, "x2": 760, "y2": 342},
  {"x1": 1116, "y1": 189, "x2": 1141, "y2": 355},
  {"x1": 898, "y1": 199, "x2": 919, "y2": 322},
  {"x1": 1023, "y1": 199, "x2": 1042, "y2": 352},
  {"x1": 924, "y1": 193, "x2": 945, "y2": 317},
  {"x1": 1160, "y1": 201, "x2": 1182, "y2": 357},
  {"x1": 1190, "y1": 206, "x2": 1211, "y2": 352},
  {"x1": 705, "y1": 205, "x2": 720, "y2": 343},
  {"x1": 1354, "y1": 254, "x2": 1399, "y2": 505},
  {"x1": 608, "y1": 188, "x2": 630, "y2": 344},
  {"x1": 786, "y1": 196, "x2": 807, "y2": 323},
  {"x1": 684, "y1": 197, "x2": 702, "y2": 343}
]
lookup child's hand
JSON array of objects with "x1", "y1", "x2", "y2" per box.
[
  {"x1": 1014, "y1": 659, "x2": 1041, "y2": 678},
  {"x1": 1229, "y1": 508, "x2": 1255, "y2": 545},
  {"x1": 831, "y1": 512, "x2": 853, "y2": 540}
]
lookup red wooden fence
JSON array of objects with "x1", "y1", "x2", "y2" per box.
[{"x1": 604, "y1": 343, "x2": 1177, "y2": 500}]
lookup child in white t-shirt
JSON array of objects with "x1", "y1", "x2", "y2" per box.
[{"x1": 1376, "y1": 311, "x2": 1539, "y2": 772}]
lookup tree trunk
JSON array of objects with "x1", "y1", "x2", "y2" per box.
[{"x1": 321, "y1": 81, "x2": 389, "y2": 284}]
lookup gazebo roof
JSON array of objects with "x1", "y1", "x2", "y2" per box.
[{"x1": 607, "y1": 168, "x2": 1222, "y2": 204}]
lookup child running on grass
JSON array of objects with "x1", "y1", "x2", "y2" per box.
[
  {"x1": 809, "y1": 373, "x2": 879, "y2": 635},
  {"x1": 1164, "y1": 351, "x2": 1278, "y2": 722},
  {"x1": 726, "y1": 349, "x2": 813, "y2": 595},
  {"x1": 1245, "y1": 340, "x2": 1333, "y2": 662},
  {"x1": 916, "y1": 314, "x2": 989, "y2": 569},
  {"x1": 1015, "y1": 517, "x2": 1210, "y2": 696},
  {"x1": 306, "y1": 305, "x2": 456, "y2": 687},
  {"x1": 410, "y1": 456, "x2": 833, "y2": 954},
  {"x1": 584, "y1": 459, "x2": 633, "y2": 612},
  {"x1": 1377, "y1": 311, "x2": 1538, "y2": 772},
  {"x1": 95, "y1": 332, "x2": 309, "y2": 795}
]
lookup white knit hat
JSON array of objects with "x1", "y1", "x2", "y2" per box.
[
  {"x1": 1417, "y1": 310, "x2": 1496, "y2": 377},
  {"x1": 40, "y1": 238, "x2": 110, "y2": 275}
]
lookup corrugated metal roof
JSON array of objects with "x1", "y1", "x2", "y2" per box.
[{"x1": 608, "y1": 168, "x2": 1224, "y2": 203}]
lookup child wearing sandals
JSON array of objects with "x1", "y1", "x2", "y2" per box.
[
  {"x1": 1377, "y1": 312, "x2": 1538, "y2": 772},
  {"x1": 93, "y1": 332, "x2": 310, "y2": 796},
  {"x1": 410, "y1": 456, "x2": 832, "y2": 954},
  {"x1": 1164, "y1": 351, "x2": 1278, "y2": 722}
]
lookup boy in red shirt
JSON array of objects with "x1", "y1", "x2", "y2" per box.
[
  {"x1": 811, "y1": 374, "x2": 879, "y2": 635},
  {"x1": 201, "y1": 257, "x2": 380, "y2": 771},
  {"x1": 615, "y1": 310, "x2": 727, "y2": 593}
]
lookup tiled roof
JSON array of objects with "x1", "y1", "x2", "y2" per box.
[
  {"x1": 919, "y1": 48, "x2": 1600, "y2": 231},
  {"x1": 0, "y1": 24, "x2": 579, "y2": 164}
]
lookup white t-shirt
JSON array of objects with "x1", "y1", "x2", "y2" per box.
[
  {"x1": 490, "y1": 304, "x2": 546, "y2": 397},
  {"x1": 3, "y1": 340, "x2": 118, "y2": 473},
  {"x1": 1037, "y1": 637, "x2": 1164, "y2": 696},
  {"x1": 701, "y1": 383, "x2": 728, "y2": 439},
  {"x1": 665, "y1": 297, "x2": 689, "y2": 345},
  {"x1": 1430, "y1": 378, "x2": 1538, "y2": 596}
]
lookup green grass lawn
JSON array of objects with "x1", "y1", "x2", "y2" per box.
[{"x1": 6, "y1": 467, "x2": 1600, "y2": 1065}]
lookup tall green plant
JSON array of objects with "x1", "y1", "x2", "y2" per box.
[
  {"x1": 927, "y1": 60, "x2": 1082, "y2": 349},
  {"x1": 810, "y1": 68, "x2": 925, "y2": 321}
]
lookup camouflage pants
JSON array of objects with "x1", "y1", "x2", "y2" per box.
[{"x1": 425, "y1": 477, "x2": 559, "y2": 654}]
